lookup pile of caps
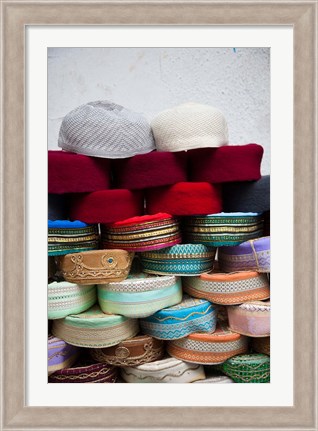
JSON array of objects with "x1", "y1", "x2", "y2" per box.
[{"x1": 48, "y1": 101, "x2": 270, "y2": 384}]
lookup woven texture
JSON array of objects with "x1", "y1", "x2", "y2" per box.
[
  {"x1": 58, "y1": 101, "x2": 155, "y2": 158},
  {"x1": 151, "y1": 102, "x2": 228, "y2": 152},
  {"x1": 220, "y1": 354, "x2": 270, "y2": 383},
  {"x1": 183, "y1": 212, "x2": 264, "y2": 246}
]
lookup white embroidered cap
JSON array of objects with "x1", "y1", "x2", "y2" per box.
[
  {"x1": 58, "y1": 101, "x2": 155, "y2": 158},
  {"x1": 151, "y1": 102, "x2": 229, "y2": 152}
]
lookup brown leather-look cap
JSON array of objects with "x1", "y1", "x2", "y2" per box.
[{"x1": 89, "y1": 334, "x2": 164, "y2": 367}]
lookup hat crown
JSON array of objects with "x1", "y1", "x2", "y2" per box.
[
  {"x1": 58, "y1": 100, "x2": 155, "y2": 158},
  {"x1": 151, "y1": 102, "x2": 229, "y2": 152}
]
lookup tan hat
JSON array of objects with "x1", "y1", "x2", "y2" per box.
[{"x1": 151, "y1": 102, "x2": 229, "y2": 152}]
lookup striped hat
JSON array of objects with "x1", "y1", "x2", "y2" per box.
[
  {"x1": 121, "y1": 357, "x2": 206, "y2": 383},
  {"x1": 227, "y1": 300, "x2": 270, "y2": 337},
  {"x1": 183, "y1": 212, "x2": 264, "y2": 247},
  {"x1": 90, "y1": 334, "x2": 164, "y2": 367},
  {"x1": 151, "y1": 102, "x2": 228, "y2": 152},
  {"x1": 97, "y1": 273, "x2": 182, "y2": 318},
  {"x1": 218, "y1": 236, "x2": 270, "y2": 273},
  {"x1": 48, "y1": 356, "x2": 118, "y2": 383},
  {"x1": 140, "y1": 295, "x2": 218, "y2": 340},
  {"x1": 167, "y1": 323, "x2": 248, "y2": 365},
  {"x1": 101, "y1": 213, "x2": 181, "y2": 252},
  {"x1": 58, "y1": 249, "x2": 134, "y2": 284},
  {"x1": 140, "y1": 244, "x2": 216, "y2": 276},
  {"x1": 48, "y1": 220, "x2": 99, "y2": 256},
  {"x1": 58, "y1": 101, "x2": 155, "y2": 158},
  {"x1": 48, "y1": 281, "x2": 96, "y2": 319},
  {"x1": 220, "y1": 353, "x2": 270, "y2": 383},
  {"x1": 51, "y1": 305, "x2": 139, "y2": 348},
  {"x1": 183, "y1": 270, "x2": 270, "y2": 305},
  {"x1": 48, "y1": 335, "x2": 80, "y2": 375}
]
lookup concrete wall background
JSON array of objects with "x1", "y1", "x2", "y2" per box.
[{"x1": 48, "y1": 47, "x2": 270, "y2": 174}]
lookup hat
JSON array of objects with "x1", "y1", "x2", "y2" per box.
[
  {"x1": 89, "y1": 334, "x2": 164, "y2": 367},
  {"x1": 48, "y1": 357, "x2": 118, "y2": 383},
  {"x1": 48, "y1": 281, "x2": 96, "y2": 319},
  {"x1": 167, "y1": 324, "x2": 248, "y2": 365},
  {"x1": 220, "y1": 353, "x2": 270, "y2": 383},
  {"x1": 48, "y1": 335, "x2": 80, "y2": 375},
  {"x1": 140, "y1": 243, "x2": 216, "y2": 276},
  {"x1": 58, "y1": 101, "x2": 155, "y2": 158},
  {"x1": 183, "y1": 270, "x2": 270, "y2": 305},
  {"x1": 151, "y1": 102, "x2": 229, "y2": 152},
  {"x1": 51, "y1": 305, "x2": 139, "y2": 348},
  {"x1": 188, "y1": 143, "x2": 263, "y2": 183},
  {"x1": 121, "y1": 357, "x2": 206, "y2": 383},
  {"x1": 183, "y1": 212, "x2": 264, "y2": 247},
  {"x1": 48, "y1": 220, "x2": 99, "y2": 256},
  {"x1": 227, "y1": 300, "x2": 270, "y2": 337},
  {"x1": 58, "y1": 249, "x2": 135, "y2": 284},
  {"x1": 139, "y1": 294, "x2": 217, "y2": 340},
  {"x1": 101, "y1": 213, "x2": 182, "y2": 252},
  {"x1": 218, "y1": 236, "x2": 270, "y2": 273},
  {"x1": 97, "y1": 273, "x2": 182, "y2": 318}
]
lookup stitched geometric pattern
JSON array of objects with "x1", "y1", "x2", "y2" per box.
[
  {"x1": 140, "y1": 309, "x2": 217, "y2": 340},
  {"x1": 98, "y1": 274, "x2": 178, "y2": 293},
  {"x1": 58, "y1": 101, "x2": 155, "y2": 158},
  {"x1": 183, "y1": 213, "x2": 264, "y2": 246},
  {"x1": 218, "y1": 249, "x2": 270, "y2": 273},
  {"x1": 183, "y1": 273, "x2": 269, "y2": 294},
  {"x1": 169, "y1": 337, "x2": 247, "y2": 353},
  {"x1": 167, "y1": 345, "x2": 248, "y2": 365}
]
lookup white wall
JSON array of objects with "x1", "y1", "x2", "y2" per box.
[{"x1": 48, "y1": 47, "x2": 270, "y2": 175}]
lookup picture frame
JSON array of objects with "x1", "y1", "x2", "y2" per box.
[{"x1": 1, "y1": 1, "x2": 317, "y2": 430}]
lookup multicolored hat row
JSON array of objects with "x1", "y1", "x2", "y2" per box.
[
  {"x1": 48, "y1": 213, "x2": 269, "y2": 254},
  {"x1": 48, "y1": 334, "x2": 270, "y2": 383},
  {"x1": 49, "y1": 145, "x2": 265, "y2": 193}
]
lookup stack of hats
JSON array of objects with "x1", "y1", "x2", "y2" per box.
[{"x1": 48, "y1": 100, "x2": 270, "y2": 383}]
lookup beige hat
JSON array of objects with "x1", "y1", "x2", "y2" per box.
[{"x1": 151, "y1": 102, "x2": 229, "y2": 152}]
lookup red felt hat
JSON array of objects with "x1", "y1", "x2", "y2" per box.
[
  {"x1": 188, "y1": 144, "x2": 263, "y2": 183},
  {"x1": 111, "y1": 151, "x2": 188, "y2": 189},
  {"x1": 48, "y1": 150, "x2": 111, "y2": 193},
  {"x1": 145, "y1": 182, "x2": 222, "y2": 216},
  {"x1": 70, "y1": 189, "x2": 144, "y2": 223}
]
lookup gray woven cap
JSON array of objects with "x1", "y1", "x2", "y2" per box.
[{"x1": 58, "y1": 101, "x2": 155, "y2": 158}]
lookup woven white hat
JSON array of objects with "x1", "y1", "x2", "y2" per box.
[
  {"x1": 58, "y1": 101, "x2": 155, "y2": 158},
  {"x1": 151, "y1": 102, "x2": 229, "y2": 152}
]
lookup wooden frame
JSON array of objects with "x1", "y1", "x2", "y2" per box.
[{"x1": 1, "y1": 1, "x2": 317, "y2": 430}]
